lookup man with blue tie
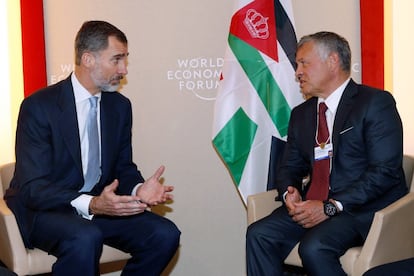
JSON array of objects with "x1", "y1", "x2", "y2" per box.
[
  {"x1": 5, "y1": 21, "x2": 180, "y2": 275},
  {"x1": 246, "y1": 32, "x2": 407, "y2": 275}
]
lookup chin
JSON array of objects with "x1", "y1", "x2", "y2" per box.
[{"x1": 102, "y1": 84, "x2": 120, "y2": 92}]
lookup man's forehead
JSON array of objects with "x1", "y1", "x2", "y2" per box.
[
  {"x1": 103, "y1": 38, "x2": 128, "y2": 55},
  {"x1": 296, "y1": 43, "x2": 316, "y2": 58},
  {"x1": 107, "y1": 36, "x2": 127, "y2": 47}
]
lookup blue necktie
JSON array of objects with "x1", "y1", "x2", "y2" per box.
[{"x1": 81, "y1": 96, "x2": 101, "y2": 192}]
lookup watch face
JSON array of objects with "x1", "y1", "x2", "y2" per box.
[{"x1": 324, "y1": 202, "x2": 337, "y2": 216}]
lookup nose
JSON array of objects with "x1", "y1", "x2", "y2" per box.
[
  {"x1": 295, "y1": 63, "x2": 303, "y2": 81},
  {"x1": 295, "y1": 70, "x2": 302, "y2": 82},
  {"x1": 118, "y1": 61, "x2": 128, "y2": 75}
]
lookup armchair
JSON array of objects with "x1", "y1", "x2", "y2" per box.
[
  {"x1": 247, "y1": 155, "x2": 414, "y2": 276},
  {"x1": 0, "y1": 162, "x2": 130, "y2": 275}
]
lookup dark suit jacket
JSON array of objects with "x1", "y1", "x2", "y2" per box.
[
  {"x1": 5, "y1": 76, "x2": 145, "y2": 248},
  {"x1": 276, "y1": 79, "x2": 407, "y2": 224}
]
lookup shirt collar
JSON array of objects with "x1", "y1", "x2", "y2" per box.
[
  {"x1": 319, "y1": 78, "x2": 350, "y2": 114},
  {"x1": 71, "y1": 73, "x2": 101, "y2": 103}
]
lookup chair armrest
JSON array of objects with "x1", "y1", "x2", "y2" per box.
[
  {"x1": 0, "y1": 198, "x2": 29, "y2": 272},
  {"x1": 247, "y1": 189, "x2": 282, "y2": 225},
  {"x1": 353, "y1": 193, "x2": 414, "y2": 276}
]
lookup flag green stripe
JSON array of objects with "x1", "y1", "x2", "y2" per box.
[
  {"x1": 213, "y1": 108, "x2": 258, "y2": 186},
  {"x1": 228, "y1": 33, "x2": 291, "y2": 137}
]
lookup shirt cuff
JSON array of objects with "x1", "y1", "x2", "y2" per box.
[
  {"x1": 282, "y1": 191, "x2": 288, "y2": 202},
  {"x1": 71, "y1": 183, "x2": 143, "y2": 220},
  {"x1": 132, "y1": 183, "x2": 143, "y2": 197},
  {"x1": 334, "y1": 200, "x2": 344, "y2": 211},
  {"x1": 71, "y1": 194, "x2": 94, "y2": 220}
]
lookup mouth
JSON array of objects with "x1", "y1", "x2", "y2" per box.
[{"x1": 111, "y1": 75, "x2": 123, "y2": 84}]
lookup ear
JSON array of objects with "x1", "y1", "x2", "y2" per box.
[
  {"x1": 81, "y1": 52, "x2": 95, "y2": 68},
  {"x1": 328, "y1": 52, "x2": 340, "y2": 71}
]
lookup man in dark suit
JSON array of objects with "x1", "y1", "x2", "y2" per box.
[
  {"x1": 4, "y1": 21, "x2": 180, "y2": 276},
  {"x1": 246, "y1": 31, "x2": 407, "y2": 275}
]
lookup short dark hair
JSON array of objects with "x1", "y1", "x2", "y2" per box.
[
  {"x1": 297, "y1": 31, "x2": 351, "y2": 73},
  {"x1": 74, "y1": 20, "x2": 128, "y2": 65}
]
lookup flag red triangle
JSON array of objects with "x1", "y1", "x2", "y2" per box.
[{"x1": 229, "y1": 0, "x2": 278, "y2": 62}]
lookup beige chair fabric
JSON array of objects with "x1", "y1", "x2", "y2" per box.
[
  {"x1": 247, "y1": 155, "x2": 414, "y2": 276},
  {"x1": 0, "y1": 162, "x2": 130, "y2": 276}
]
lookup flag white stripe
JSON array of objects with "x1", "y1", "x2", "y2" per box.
[{"x1": 213, "y1": 0, "x2": 302, "y2": 204}]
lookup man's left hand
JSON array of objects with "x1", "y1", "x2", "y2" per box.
[
  {"x1": 290, "y1": 200, "x2": 328, "y2": 228},
  {"x1": 136, "y1": 165, "x2": 174, "y2": 206}
]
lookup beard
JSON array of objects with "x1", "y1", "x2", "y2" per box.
[
  {"x1": 98, "y1": 76, "x2": 123, "y2": 92},
  {"x1": 91, "y1": 68, "x2": 123, "y2": 92},
  {"x1": 99, "y1": 81, "x2": 120, "y2": 92}
]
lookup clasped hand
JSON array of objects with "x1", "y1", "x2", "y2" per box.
[
  {"x1": 89, "y1": 166, "x2": 174, "y2": 216},
  {"x1": 285, "y1": 186, "x2": 328, "y2": 228}
]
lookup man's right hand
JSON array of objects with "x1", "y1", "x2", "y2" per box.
[
  {"x1": 285, "y1": 186, "x2": 329, "y2": 228},
  {"x1": 285, "y1": 186, "x2": 302, "y2": 216},
  {"x1": 89, "y1": 179, "x2": 148, "y2": 216}
]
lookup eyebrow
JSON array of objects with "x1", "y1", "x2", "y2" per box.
[{"x1": 113, "y1": 53, "x2": 129, "y2": 59}]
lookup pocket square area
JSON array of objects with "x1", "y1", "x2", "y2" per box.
[{"x1": 340, "y1": 126, "x2": 354, "y2": 134}]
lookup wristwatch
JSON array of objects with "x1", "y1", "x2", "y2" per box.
[{"x1": 323, "y1": 200, "x2": 338, "y2": 217}]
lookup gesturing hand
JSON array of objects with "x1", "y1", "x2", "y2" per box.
[
  {"x1": 136, "y1": 165, "x2": 174, "y2": 206},
  {"x1": 90, "y1": 180, "x2": 148, "y2": 216}
]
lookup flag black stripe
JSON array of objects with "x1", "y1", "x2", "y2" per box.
[{"x1": 275, "y1": 0, "x2": 297, "y2": 70}]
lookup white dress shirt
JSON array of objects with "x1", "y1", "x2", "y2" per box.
[
  {"x1": 69, "y1": 73, "x2": 142, "y2": 219},
  {"x1": 283, "y1": 78, "x2": 351, "y2": 211},
  {"x1": 318, "y1": 78, "x2": 350, "y2": 211},
  {"x1": 70, "y1": 73, "x2": 101, "y2": 219}
]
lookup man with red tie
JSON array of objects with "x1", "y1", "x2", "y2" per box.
[{"x1": 246, "y1": 31, "x2": 407, "y2": 276}]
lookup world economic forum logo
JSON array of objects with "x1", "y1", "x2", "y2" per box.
[{"x1": 167, "y1": 56, "x2": 223, "y2": 101}]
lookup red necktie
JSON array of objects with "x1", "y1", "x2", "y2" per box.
[{"x1": 307, "y1": 102, "x2": 330, "y2": 200}]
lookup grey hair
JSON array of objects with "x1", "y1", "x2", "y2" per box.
[
  {"x1": 74, "y1": 20, "x2": 127, "y2": 65},
  {"x1": 297, "y1": 31, "x2": 351, "y2": 73}
]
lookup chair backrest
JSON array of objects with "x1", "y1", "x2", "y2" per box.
[
  {"x1": 403, "y1": 155, "x2": 414, "y2": 192},
  {"x1": 0, "y1": 162, "x2": 15, "y2": 198}
]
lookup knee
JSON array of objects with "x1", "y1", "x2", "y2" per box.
[
  {"x1": 246, "y1": 223, "x2": 255, "y2": 242},
  {"x1": 154, "y1": 220, "x2": 181, "y2": 251},
  {"x1": 298, "y1": 237, "x2": 323, "y2": 262},
  {"x1": 246, "y1": 221, "x2": 265, "y2": 244},
  {"x1": 166, "y1": 222, "x2": 181, "y2": 247},
  {"x1": 63, "y1": 224, "x2": 103, "y2": 256},
  {"x1": 246, "y1": 221, "x2": 275, "y2": 253}
]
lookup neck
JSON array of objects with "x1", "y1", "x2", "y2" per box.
[{"x1": 74, "y1": 68, "x2": 100, "y2": 95}]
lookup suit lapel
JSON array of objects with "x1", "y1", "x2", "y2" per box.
[
  {"x1": 57, "y1": 77, "x2": 83, "y2": 175},
  {"x1": 100, "y1": 93, "x2": 121, "y2": 183},
  {"x1": 332, "y1": 79, "x2": 358, "y2": 153},
  {"x1": 304, "y1": 97, "x2": 318, "y2": 164}
]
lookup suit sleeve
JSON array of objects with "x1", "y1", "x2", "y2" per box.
[
  {"x1": 106, "y1": 96, "x2": 145, "y2": 195},
  {"x1": 13, "y1": 97, "x2": 82, "y2": 211},
  {"x1": 275, "y1": 105, "x2": 313, "y2": 200},
  {"x1": 333, "y1": 91, "x2": 406, "y2": 210}
]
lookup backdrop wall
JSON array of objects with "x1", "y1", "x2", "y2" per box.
[{"x1": 43, "y1": 1, "x2": 360, "y2": 275}]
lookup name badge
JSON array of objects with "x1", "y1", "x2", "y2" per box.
[{"x1": 314, "y1": 143, "x2": 333, "y2": 161}]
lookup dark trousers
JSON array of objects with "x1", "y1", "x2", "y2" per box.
[
  {"x1": 29, "y1": 210, "x2": 180, "y2": 276},
  {"x1": 363, "y1": 258, "x2": 414, "y2": 276},
  {"x1": 0, "y1": 266, "x2": 16, "y2": 276},
  {"x1": 246, "y1": 206, "x2": 366, "y2": 276}
]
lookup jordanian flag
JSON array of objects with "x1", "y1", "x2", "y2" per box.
[{"x1": 212, "y1": 0, "x2": 303, "y2": 204}]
